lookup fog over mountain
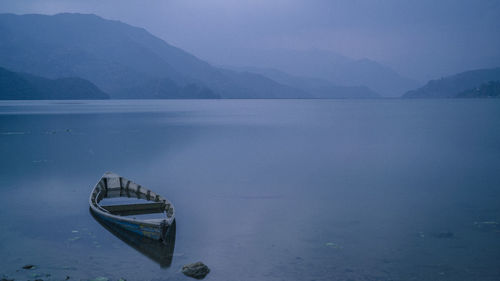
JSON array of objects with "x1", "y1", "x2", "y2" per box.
[
  {"x1": 228, "y1": 66, "x2": 380, "y2": 99},
  {"x1": 0, "y1": 13, "x2": 310, "y2": 99},
  {"x1": 1, "y1": 0, "x2": 498, "y2": 83},
  {"x1": 223, "y1": 49, "x2": 419, "y2": 97}
]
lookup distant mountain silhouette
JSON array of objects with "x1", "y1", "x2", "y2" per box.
[
  {"x1": 217, "y1": 48, "x2": 420, "y2": 97},
  {"x1": 0, "y1": 13, "x2": 308, "y2": 99},
  {"x1": 403, "y1": 67, "x2": 500, "y2": 98},
  {"x1": 332, "y1": 58, "x2": 420, "y2": 97},
  {"x1": 228, "y1": 66, "x2": 380, "y2": 98},
  {"x1": 457, "y1": 81, "x2": 500, "y2": 98},
  {"x1": 0, "y1": 66, "x2": 108, "y2": 100}
]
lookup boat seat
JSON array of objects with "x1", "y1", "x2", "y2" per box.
[{"x1": 101, "y1": 202, "x2": 166, "y2": 216}]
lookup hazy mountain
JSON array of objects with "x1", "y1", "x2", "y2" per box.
[
  {"x1": 0, "y1": 66, "x2": 108, "y2": 100},
  {"x1": 228, "y1": 66, "x2": 380, "y2": 98},
  {"x1": 403, "y1": 67, "x2": 500, "y2": 98},
  {"x1": 457, "y1": 81, "x2": 500, "y2": 98},
  {"x1": 330, "y1": 58, "x2": 421, "y2": 97},
  {"x1": 216, "y1": 48, "x2": 420, "y2": 97},
  {"x1": 0, "y1": 13, "x2": 305, "y2": 99}
]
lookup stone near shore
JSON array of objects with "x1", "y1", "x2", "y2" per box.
[
  {"x1": 182, "y1": 262, "x2": 210, "y2": 279},
  {"x1": 22, "y1": 265, "x2": 35, "y2": 270}
]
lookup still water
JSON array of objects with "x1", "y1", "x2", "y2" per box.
[{"x1": 0, "y1": 99, "x2": 499, "y2": 281}]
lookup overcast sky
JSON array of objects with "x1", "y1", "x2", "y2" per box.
[{"x1": 1, "y1": 0, "x2": 500, "y2": 80}]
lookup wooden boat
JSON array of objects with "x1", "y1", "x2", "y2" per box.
[{"x1": 89, "y1": 172, "x2": 175, "y2": 241}]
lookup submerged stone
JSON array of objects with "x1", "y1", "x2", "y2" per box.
[
  {"x1": 22, "y1": 265, "x2": 35, "y2": 270},
  {"x1": 325, "y1": 242, "x2": 342, "y2": 249},
  {"x1": 182, "y1": 262, "x2": 210, "y2": 279},
  {"x1": 432, "y1": 231, "x2": 454, "y2": 239},
  {"x1": 68, "y1": 236, "x2": 81, "y2": 242},
  {"x1": 474, "y1": 221, "x2": 499, "y2": 232}
]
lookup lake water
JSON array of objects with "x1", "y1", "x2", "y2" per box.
[{"x1": 1, "y1": 99, "x2": 499, "y2": 281}]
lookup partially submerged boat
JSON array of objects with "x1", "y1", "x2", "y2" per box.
[{"x1": 89, "y1": 172, "x2": 175, "y2": 241}]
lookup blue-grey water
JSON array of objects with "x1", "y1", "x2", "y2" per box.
[{"x1": 1, "y1": 99, "x2": 500, "y2": 281}]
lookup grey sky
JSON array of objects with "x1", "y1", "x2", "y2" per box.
[{"x1": 1, "y1": 0, "x2": 500, "y2": 80}]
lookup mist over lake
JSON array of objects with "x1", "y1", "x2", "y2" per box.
[{"x1": 1, "y1": 100, "x2": 499, "y2": 281}]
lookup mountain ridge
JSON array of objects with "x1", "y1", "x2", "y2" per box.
[
  {"x1": 209, "y1": 48, "x2": 420, "y2": 97},
  {"x1": 403, "y1": 67, "x2": 500, "y2": 98},
  {"x1": 0, "y1": 13, "x2": 308, "y2": 99},
  {"x1": 0, "y1": 66, "x2": 109, "y2": 100}
]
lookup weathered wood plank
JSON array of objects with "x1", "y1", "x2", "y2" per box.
[{"x1": 102, "y1": 202, "x2": 165, "y2": 216}]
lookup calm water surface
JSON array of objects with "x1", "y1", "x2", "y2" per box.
[{"x1": 1, "y1": 99, "x2": 500, "y2": 281}]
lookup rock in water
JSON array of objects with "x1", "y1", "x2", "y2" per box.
[
  {"x1": 182, "y1": 262, "x2": 210, "y2": 279},
  {"x1": 432, "y1": 231, "x2": 454, "y2": 239}
]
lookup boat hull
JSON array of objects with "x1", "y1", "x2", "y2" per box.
[{"x1": 91, "y1": 209, "x2": 164, "y2": 240}]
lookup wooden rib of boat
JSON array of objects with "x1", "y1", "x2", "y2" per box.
[{"x1": 89, "y1": 172, "x2": 175, "y2": 241}]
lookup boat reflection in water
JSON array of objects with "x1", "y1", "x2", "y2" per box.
[{"x1": 91, "y1": 210, "x2": 176, "y2": 268}]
